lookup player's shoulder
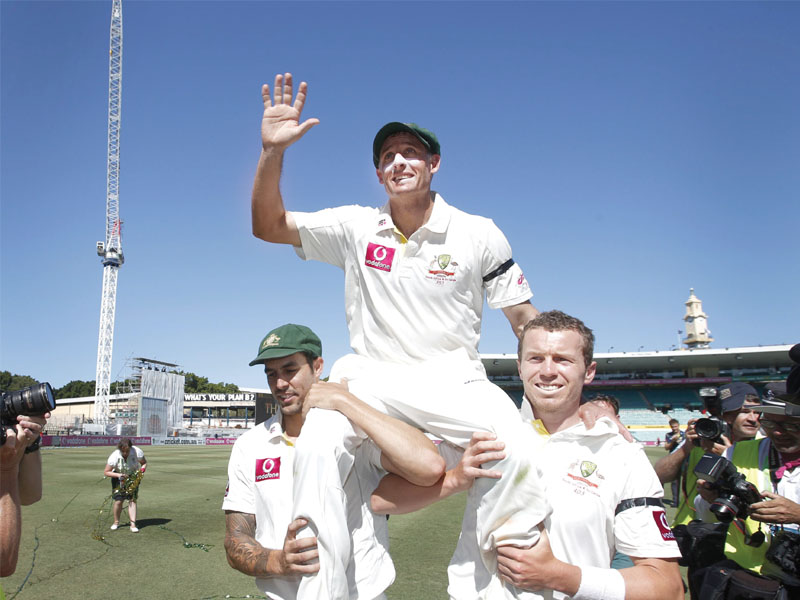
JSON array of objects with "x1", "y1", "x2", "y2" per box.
[
  {"x1": 591, "y1": 428, "x2": 648, "y2": 465},
  {"x1": 235, "y1": 417, "x2": 278, "y2": 446},
  {"x1": 445, "y1": 200, "x2": 496, "y2": 228},
  {"x1": 329, "y1": 203, "x2": 379, "y2": 222},
  {"x1": 442, "y1": 201, "x2": 511, "y2": 251},
  {"x1": 293, "y1": 204, "x2": 377, "y2": 231}
]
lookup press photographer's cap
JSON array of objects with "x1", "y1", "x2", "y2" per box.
[
  {"x1": 249, "y1": 324, "x2": 322, "y2": 366},
  {"x1": 373, "y1": 122, "x2": 441, "y2": 168},
  {"x1": 753, "y1": 343, "x2": 800, "y2": 415},
  {"x1": 753, "y1": 382, "x2": 789, "y2": 416},
  {"x1": 784, "y1": 343, "x2": 800, "y2": 401},
  {"x1": 719, "y1": 382, "x2": 759, "y2": 413}
]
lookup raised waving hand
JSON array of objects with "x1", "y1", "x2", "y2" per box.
[{"x1": 261, "y1": 73, "x2": 319, "y2": 151}]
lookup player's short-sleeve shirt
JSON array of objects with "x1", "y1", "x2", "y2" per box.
[
  {"x1": 447, "y1": 415, "x2": 680, "y2": 600},
  {"x1": 291, "y1": 193, "x2": 532, "y2": 364},
  {"x1": 107, "y1": 448, "x2": 142, "y2": 472},
  {"x1": 222, "y1": 414, "x2": 393, "y2": 600},
  {"x1": 542, "y1": 421, "x2": 680, "y2": 596}
]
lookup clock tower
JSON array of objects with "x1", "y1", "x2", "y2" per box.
[{"x1": 682, "y1": 288, "x2": 713, "y2": 348}]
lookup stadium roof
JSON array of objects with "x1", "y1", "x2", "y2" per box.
[
  {"x1": 481, "y1": 344, "x2": 794, "y2": 378},
  {"x1": 133, "y1": 357, "x2": 179, "y2": 367}
]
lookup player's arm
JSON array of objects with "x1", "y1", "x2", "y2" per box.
[
  {"x1": 304, "y1": 381, "x2": 444, "y2": 486},
  {"x1": 576, "y1": 400, "x2": 635, "y2": 442},
  {"x1": 252, "y1": 73, "x2": 319, "y2": 246},
  {"x1": 621, "y1": 557, "x2": 684, "y2": 600},
  {"x1": 501, "y1": 301, "x2": 539, "y2": 339},
  {"x1": 497, "y1": 531, "x2": 683, "y2": 600},
  {"x1": 371, "y1": 432, "x2": 505, "y2": 515},
  {"x1": 224, "y1": 511, "x2": 319, "y2": 577}
]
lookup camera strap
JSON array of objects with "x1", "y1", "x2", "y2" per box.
[
  {"x1": 729, "y1": 516, "x2": 766, "y2": 548},
  {"x1": 768, "y1": 442, "x2": 782, "y2": 488},
  {"x1": 614, "y1": 497, "x2": 664, "y2": 516},
  {"x1": 766, "y1": 441, "x2": 794, "y2": 542}
]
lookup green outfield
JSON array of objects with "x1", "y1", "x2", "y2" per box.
[{"x1": 1, "y1": 445, "x2": 680, "y2": 599}]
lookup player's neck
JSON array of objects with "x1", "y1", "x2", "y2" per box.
[
  {"x1": 534, "y1": 408, "x2": 582, "y2": 434},
  {"x1": 283, "y1": 413, "x2": 303, "y2": 439},
  {"x1": 389, "y1": 191, "x2": 434, "y2": 238}
]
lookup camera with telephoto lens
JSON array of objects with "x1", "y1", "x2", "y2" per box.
[
  {"x1": 1, "y1": 383, "x2": 56, "y2": 444},
  {"x1": 693, "y1": 453, "x2": 763, "y2": 523},
  {"x1": 694, "y1": 417, "x2": 732, "y2": 445},
  {"x1": 693, "y1": 387, "x2": 731, "y2": 446}
]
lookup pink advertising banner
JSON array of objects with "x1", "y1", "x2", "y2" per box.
[
  {"x1": 42, "y1": 435, "x2": 152, "y2": 447},
  {"x1": 205, "y1": 437, "x2": 237, "y2": 445}
]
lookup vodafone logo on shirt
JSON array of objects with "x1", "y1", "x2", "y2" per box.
[
  {"x1": 652, "y1": 510, "x2": 675, "y2": 541},
  {"x1": 255, "y1": 457, "x2": 282, "y2": 482},
  {"x1": 365, "y1": 243, "x2": 395, "y2": 272}
]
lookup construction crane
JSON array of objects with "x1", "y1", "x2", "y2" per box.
[{"x1": 94, "y1": 0, "x2": 124, "y2": 425}]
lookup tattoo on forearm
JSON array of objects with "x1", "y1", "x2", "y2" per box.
[{"x1": 224, "y1": 512, "x2": 272, "y2": 576}]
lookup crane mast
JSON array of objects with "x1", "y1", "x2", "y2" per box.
[{"x1": 94, "y1": 0, "x2": 124, "y2": 425}]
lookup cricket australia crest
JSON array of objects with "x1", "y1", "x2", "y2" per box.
[
  {"x1": 580, "y1": 461, "x2": 597, "y2": 478},
  {"x1": 426, "y1": 254, "x2": 458, "y2": 285}
]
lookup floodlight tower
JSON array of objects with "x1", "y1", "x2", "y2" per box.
[{"x1": 94, "y1": 0, "x2": 124, "y2": 425}]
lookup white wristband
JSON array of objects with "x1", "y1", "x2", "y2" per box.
[{"x1": 573, "y1": 566, "x2": 625, "y2": 600}]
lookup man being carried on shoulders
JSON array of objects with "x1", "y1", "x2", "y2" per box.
[{"x1": 249, "y1": 73, "x2": 554, "y2": 598}]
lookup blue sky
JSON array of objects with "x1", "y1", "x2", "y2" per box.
[{"x1": 2, "y1": 1, "x2": 798, "y2": 390}]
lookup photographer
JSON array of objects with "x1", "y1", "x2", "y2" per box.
[
  {"x1": 654, "y1": 382, "x2": 761, "y2": 527},
  {"x1": 691, "y1": 347, "x2": 800, "y2": 599},
  {"x1": 1, "y1": 411, "x2": 48, "y2": 577}
]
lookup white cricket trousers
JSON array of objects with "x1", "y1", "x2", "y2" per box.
[{"x1": 292, "y1": 350, "x2": 550, "y2": 600}]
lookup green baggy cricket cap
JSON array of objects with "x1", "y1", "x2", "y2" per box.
[
  {"x1": 249, "y1": 324, "x2": 322, "y2": 366},
  {"x1": 372, "y1": 122, "x2": 441, "y2": 168}
]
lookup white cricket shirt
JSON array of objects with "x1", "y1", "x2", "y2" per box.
[
  {"x1": 447, "y1": 414, "x2": 681, "y2": 599},
  {"x1": 292, "y1": 193, "x2": 532, "y2": 364},
  {"x1": 223, "y1": 414, "x2": 394, "y2": 600}
]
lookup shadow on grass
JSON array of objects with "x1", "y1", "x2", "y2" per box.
[{"x1": 135, "y1": 518, "x2": 172, "y2": 529}]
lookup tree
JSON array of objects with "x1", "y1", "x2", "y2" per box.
[
  {"x1": 0, "y1": 371, "x2": 40, "y2": 392},
  {"x1": 2, "y1": 370, "x2": 239, "y2": 398},
  {"x1": 175, "y1": 371, "x2": 239, "y2": 394},
  {"x1": 56, "y1": 380, "x2": 96, "y2": 399}
]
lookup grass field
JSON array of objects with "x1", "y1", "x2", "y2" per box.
[{"x1": 1, "y1": 446, "x2": 681, "y2": 599}]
